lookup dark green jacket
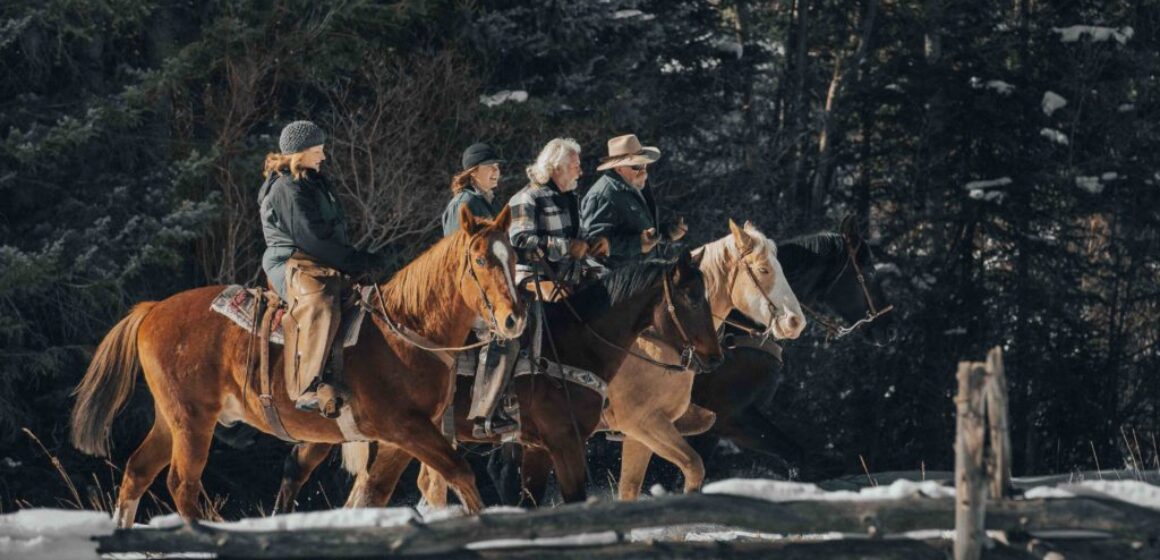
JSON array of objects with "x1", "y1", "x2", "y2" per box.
[
  {"x1": 441, "y1": 185, "x2": 498, "y2": 237},
  {"x1": 580, "y1": 172, "x2": 669, "y2": 269},
  {"x1": 258, "y1": 170, "x2": 371, "y2": 299}
]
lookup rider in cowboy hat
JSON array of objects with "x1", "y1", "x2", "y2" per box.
[{"x1": 580, "y1": 133, "x2": 688, "y2": 270}]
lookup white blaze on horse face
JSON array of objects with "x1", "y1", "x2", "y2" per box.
[
  {"x1": 765, "y1": 240, "x2": 805, "y2": 339},
  {"x1": 491, "y1": 239, "x2": 518, "y2": 303}
]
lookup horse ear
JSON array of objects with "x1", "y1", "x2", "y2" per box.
[
  {"x1": 743, "y1": 220, "x2": 756, "y2": 231},
  {"x1": 494, "y1": 205, "x2": 513, "y2": 231},
  {"x1": 729, "y1": 219, "x2": 753, "y2": 252},
  {"x1": 459, "y1": 204, "x2": 480, "y2": 235},
  {"x1": 674, "y1": 251, "x2": 696, "y2": 283}
]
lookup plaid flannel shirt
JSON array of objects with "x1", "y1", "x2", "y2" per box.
[{"x1": 507, "y1": 180, "x2": 580, "y2": 282}]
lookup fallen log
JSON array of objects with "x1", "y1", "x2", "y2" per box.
[{"x1": 96, "y1": 493, "x2": 1160, "y2": 558}]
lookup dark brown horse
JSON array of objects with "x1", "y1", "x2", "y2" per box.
[
  {"x1": 277, "y1": 252, "x2": 725, "y2": 508},
  {"x1": 70, "y1": 207, "x2": 524, "y2": 526}
]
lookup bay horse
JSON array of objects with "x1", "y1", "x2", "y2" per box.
[
  {"x1": 70, "y1": 206, "x2": 524, "y2": 526},
  {"x1": 277, "y1": 251, "x2": 725, "y2": 509}
]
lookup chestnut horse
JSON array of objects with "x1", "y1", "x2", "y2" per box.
[
  {"x1": 277, "y1": 251, "x2": 725, "y2": 508},
  {"x1": 70, "y1": 207, "x2": 524, "y2": 526}
]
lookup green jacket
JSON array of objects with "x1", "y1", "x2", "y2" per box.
[
  {"x1": 580, "y1": 172, "x2": 670, "y2": 269},
  {"x1": 441, "y1": 185, "x2": 498, "y2": 237}
]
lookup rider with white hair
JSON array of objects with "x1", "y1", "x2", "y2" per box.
[{"x1": 508, "y1": 138, "x2": 609, "y2": 293}]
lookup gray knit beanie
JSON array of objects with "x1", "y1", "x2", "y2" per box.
[{"x1": 279, "y1": 120, "x2": 326, "y2": 154}]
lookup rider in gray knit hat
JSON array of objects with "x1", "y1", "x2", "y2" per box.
[
  {"x1": 279, "y1": 120, "x2": 327, "y2": 155},
  {"x1": 258, "y1": 119, "x2": 385, "y2": 417}
]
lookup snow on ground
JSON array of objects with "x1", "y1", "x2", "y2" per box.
[
  {"x1": 4, "y1": 477, "x2": 1158, "y2": 556},
  {"x1": 0, "y1": 509, "x2": 113, "y2": 560},
  {"x1": 1053, "y1": 25, "x2": 1134, "y2": 45}
]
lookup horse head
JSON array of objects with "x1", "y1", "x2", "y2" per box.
[
  {"x1": 723, "y1": 219, "x2": 806, "y2": 340},
  {"x1": 651, "y1": 251, "x2": 725, "y2": 373},
  {"x1": 456, "y1": 205, "x2": 526, "y2": 340},
  {"x1": 824, "y1": 215, "x2": 897, "y2": 347}
]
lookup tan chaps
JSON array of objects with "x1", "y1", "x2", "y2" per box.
[{"x1": 282, "y1": 255, "x2": 343, "y2": 399}]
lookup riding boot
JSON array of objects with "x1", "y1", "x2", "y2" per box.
[
  {"x1": 470, "y1": 339, "x2": 519, "y2": 438},
  {"x1": 314, "y1": 340, "x2": 351, "y2": 419}
]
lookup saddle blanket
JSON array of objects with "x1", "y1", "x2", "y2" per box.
[{"x1": 209, "y1": 285, "x2": 366, "y2": 348}]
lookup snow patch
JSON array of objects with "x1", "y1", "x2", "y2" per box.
[
  {"x1": 1118, "y1": 103, "x2": 1135, "y2": 112},
  {"x1": 1053, "y1": 25, "x2": 1134, "y2": 45},
  {"x1": 1042, "y1": 91, "x2": 1068, "y2": 116},
  {"x1": 0, "y1": 509, "x2": 114, "y2": 560},
  {"x1": 650, "y1": 484, "x2": 668, "y2": 497},
  {"x1": 703, "y1": 478, "x2": 954, "y2": 502},
  {"x1": 964, "y1": 177, "x2": 1012, "y2": 191},
  {"x1": 1040, "y1": 128, "x2": 1069, "y2": 145},
  {"x1": 1024, "y1": 487, "x2": 1076, "y2": 499},
  {"x1": 612, "y1": 9, "x2": 655, "y2": 21},
  {"x1": 480, "y1": 90, "x2": 529, "y2": 108},
  {"x1": 147, "y1": 508, "x2": 417, "y2": 531},
  {"x1": 1060, "y1": 480, "x2": 1160, "y2": 511},
  {"x1": 1075, "y1": 176, "x2": 1104, "y2": 194}
]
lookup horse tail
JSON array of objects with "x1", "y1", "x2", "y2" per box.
[
  {"x1": 341, "y1": 442, "x2": 372, "y2": 476},
  {"x1": 70, "y1": 302, "x2": 157, "y2": 457}
]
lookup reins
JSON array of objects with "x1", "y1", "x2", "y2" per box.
[
  {"x1": 800, "y1": 237, "x2": 894, "y2": 341},
  {"x1": 534, "y1": 252, "x2": 698, "y2": 373}
]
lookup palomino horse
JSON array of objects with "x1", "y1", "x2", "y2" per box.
[
  {"x1": 70, "y1": 206, "x2": 524, "y2": 526},
  {"x1": 688, "y1": 216, "x2": 897, "y2": 474},
  {"x1": 277, "y1": 252, "x2": 725, "y2": 508},
  {"x1": 602, "y1": 220, "x2": 805, "y2": 500}
]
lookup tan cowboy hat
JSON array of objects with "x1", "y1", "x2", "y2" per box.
[{"x1": 596, "y1": 134, "x2": 662, "y2": 171}]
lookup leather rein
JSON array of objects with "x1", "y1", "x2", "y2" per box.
[{"x1": 799, "y1": 237, "x2": 894, "y2": 341}]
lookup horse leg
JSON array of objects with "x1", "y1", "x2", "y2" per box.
[
  {"x1": 166, "y1": 411, "x2": 217, "y2": 521},
  {"x1": 548, "y1": 438, "x2": 587, "y2": 503},
  {"x1": 487, "y1": 443, "x2": 523, "y2": 506},
  {"x1": 347, "y1": 444, "x2": 412, "y2": 508},
  {"x1": 381, "y1": 417, "x2": 484, "y2": 513},
  {"x1": 617, "y1": 436, "x2": 654, "y2": 501},
  {"x1": 628, "y1": 414, "x2": 706, "y2": 495},
  {"x1": 518, "y1": 447, "x2": 552, "y2": 507},
  {"x1": 416, "y1": 463, "x2": 450, "y2": 509},
  {"x1": 275, "y1": 443, "x2": 334, "y2": 513},
  {"x1": 114, "y1": 419, "x2": 172, "y2": 528}
]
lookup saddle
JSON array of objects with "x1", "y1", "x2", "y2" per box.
[
  {"x1": 209, "y1": 284, "x2": 366, "y2": 347},
  {"x1": 209, "y1": 284, "x2": 369, "y2": 443}
]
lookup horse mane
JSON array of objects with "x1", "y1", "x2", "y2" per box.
[
  {"x1": 600, "y1": 258, "x2": 674, "y2": 306},
  {"x1": 561, "y1": 258, "x2": 674, "y2": 321},
  {"x1": 379, "y1": 229, "x2": 472, "y2": 329},
  {"x1": 696, "y1": 225, "x2": 774, "y2": 297},
  {"x1": 781, "y1": 231, "x2": 844, "y2": 257}
]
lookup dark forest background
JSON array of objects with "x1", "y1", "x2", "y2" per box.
[{"x1": 1, "y1": 0, "x2": 1158, "y2": 516}]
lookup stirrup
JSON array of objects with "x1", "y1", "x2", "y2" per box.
[
  {"x1": 294, "y1": 378, "x2": 324, "y2": 413},
  {"x1": 472, "y1": 414, "x2": 518, "y2": 439}
]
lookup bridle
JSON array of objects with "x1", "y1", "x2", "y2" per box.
[
  {"x1": 537, "y1": 252, "x2": 707, "y2": 373},
  {"x1": 717, "y1": 243, "x2": 787, "y2": 340},
  {"x1": 800, "y1": 236, "x2": 894, "y2": 341},
  {"x1": 366, "y1": 232, "x2": 512, "y2": 355}
]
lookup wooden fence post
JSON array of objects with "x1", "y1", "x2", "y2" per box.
[
  {"x1": 985, "y1": 346, "x2": 1012, "y2": 499},
  {"x1": 955, "y1": 361, "x2": 987, "y2": 560}
]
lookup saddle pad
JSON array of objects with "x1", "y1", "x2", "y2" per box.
[
  {"x1": 513, "y1": 355, "x2": 607, "y2": 399},
  {"x1": 209, "y1": 285, "x2": 365, "y2": 348}
]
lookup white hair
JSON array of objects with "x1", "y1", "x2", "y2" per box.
[{"x1": 526, "y1": 138, "x2": 581, "y2": 186}]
